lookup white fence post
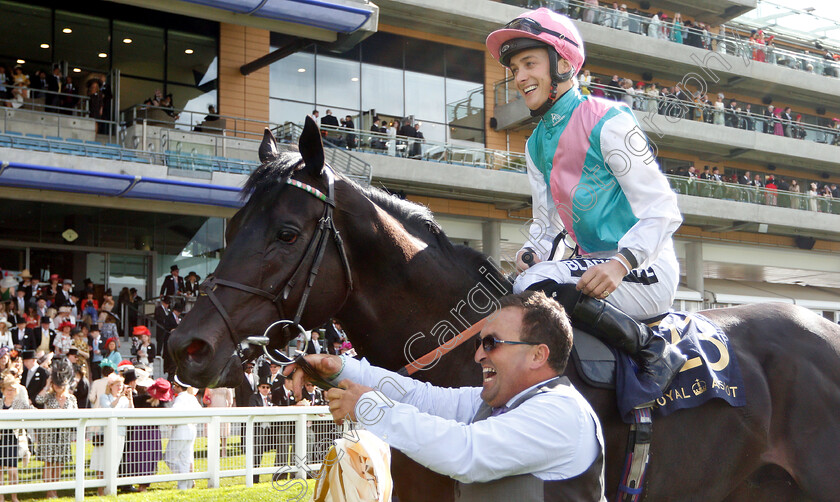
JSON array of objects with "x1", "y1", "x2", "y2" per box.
[
  {"x1": 295, "y1": 413, "x2": 307, "y2": 479},
  {"x1": 75, "y1": 419, "x2": 87, "y2": 501},
  {"x1": 207, "y1": 416, "x2": 221, "y2": 488},
  {"x1": 245, "y1": 416, "x2": 255, "y2": 486},
  {"x1": 105, "y1": 417, "x2": 119, "y2": 495}
]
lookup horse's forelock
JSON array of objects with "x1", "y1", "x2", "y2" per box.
[{"x1": 241, "y1": 150, "x2": 303, "y2": 201}]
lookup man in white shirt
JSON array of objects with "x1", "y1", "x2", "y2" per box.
[
  {"x1": 165, "y1": 376, "x2": 200, "y2": 489},
  {"x1": 287, "y1": 291, "x2": 606, "y2": 501}
]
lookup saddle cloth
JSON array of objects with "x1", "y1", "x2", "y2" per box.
[{"x1": 571, "y1": 311, "x2": 746, "y2": 423}]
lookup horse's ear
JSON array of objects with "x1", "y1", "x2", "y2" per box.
[
  {"x1": 299, "y1": 115, "x2": 325, "y2": 177},
  {"x1": 259, "y1": 128, "x2": 279, "y2": 164}
]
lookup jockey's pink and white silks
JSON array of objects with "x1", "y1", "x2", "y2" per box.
[{"x1": 514, "y1": 87, "x2": 682, "y2": 319}]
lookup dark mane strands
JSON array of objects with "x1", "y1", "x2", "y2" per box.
[
  {"x1": 241, "y1": 149, "x2": 302, "y2": 201},
  {"x1": 242, "y1": 154, "x2": 510, "y2": 289}
]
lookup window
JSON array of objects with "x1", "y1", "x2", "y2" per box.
[
  {"x1": 361, "y1": 32, "x2": 403, "y2": 69},
  {"x1": 54, "y1": 11, "x2": 110, "y2": 71},
  {"x1": 404, "y1": 38, "x2": 445, "y2": 76},
  {"x1": 114, "y1": 22, "x2": 164, "y2": 80},
  {"x1": 270, "y1": 99, "x2": 316, "y2": 127},
  {"x1": 361, "y1": 64, "x2": 404, "y2": 118},
  {"x1": 405, "y1": 71, "x2": 445, "y2": 123},
  {"x1": 270, "y1": 49, "x2": 315, "y2": 103},
  {"x1": 167, "y1": 30, "x2": 217, "y2": 86},
  {"x1": 316, "y1": 55, "x2": 360, "y2": 110},
  {"x1": 445, "y1": 46, "x2": 484, "y2": 83},
  {"x1": 0, "y1": 2, "x2": 51, "y2": 66}
]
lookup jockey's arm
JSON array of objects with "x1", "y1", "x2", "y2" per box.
[{"x1": 600, "y1": 110, "x2": 682, "y2": 271}]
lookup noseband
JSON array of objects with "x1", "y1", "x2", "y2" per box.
[{"x1": 198, "y1": 165, "x2": 353, "y2": 371}]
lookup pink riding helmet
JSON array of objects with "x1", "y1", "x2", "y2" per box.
[{"x1": 486, "y1": 8, "x2": 585, "y2": 75}]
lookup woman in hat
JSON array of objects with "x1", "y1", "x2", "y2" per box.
[
  {"x1": 101, "y1": 337, "x2": 122, "y2": 368},
  {"x1": 122, "y1": 375, "x2": 169, "y2": 492},
  {"x1": 0, "y1": 319, "x2": 13, "y2": 350},
  {"x1": 80, "y1": 291, "x2": 99, "y2": 324},
  {"x1": 70, "y1": 328, "x2": 91, "y2": 378},
  {"x1": 1, "y1": 372, "x2": 32, "y2": 502},
  {"x1": 0, "y1": 347, "x2": 12, "y2": 374},
  {"x1": 131, "y1": 326, "x2": 156, "y2": 366},
  {"x1": 90, "y1": 372, "x2": 132, "y2": 495},
  {"x1": 53, "y1": 322, "x2": 74, "y2": 356},
  {"x1": 183, "y1": 272, "x2": 200, "y2": 297},
  {"x1": 98, "y1": 310, "x2": 119, "y2": 346},
  {"x1": 71, "y1": 363, "x2": 90, "y2": 409},
  {"x1": 203, "y1": 386, "x2": 234, "y2": 457},
  {"x1": 34, "y1": 357, "x2": 77, "y2": 499},
  {"x1": 0, "y1": 276, "x2": 16, "y2": 302},
  {"x1": 45, "y1": 275, "x2": 60, "y2": 301},
  {"x1": 23, "y1": 306, "x2": 39, "y2": 330}
]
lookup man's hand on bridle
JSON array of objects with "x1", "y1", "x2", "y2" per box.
[{"x1": 282, "y1": 354, "x2": 342, "y2": 400}]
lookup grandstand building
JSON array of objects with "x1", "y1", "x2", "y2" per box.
[{"x1": 2, "y1": 0, "x2": 840, "y2": 320}]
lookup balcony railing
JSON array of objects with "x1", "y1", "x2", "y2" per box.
[
  {"x1": 311, "y1": 122, "x2": 527, "y2": 173},
  {"x1": 495, "y1": 78, "x2": 840, "y2": 146},
  {"x1": 667, "y1": 175, "x2": 840, "y2": 214}
]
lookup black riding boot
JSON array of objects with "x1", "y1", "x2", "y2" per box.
[{"x1": 572, "y1": 294, "x2": 687, "y2": 396}]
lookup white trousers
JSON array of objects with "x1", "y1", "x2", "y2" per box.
[
  {"x1": 513, "y1": 247, "x2": 679, "y2": 320},
  {"x1": 165, "y1": 439, "x2": 195, "y2": 489}
]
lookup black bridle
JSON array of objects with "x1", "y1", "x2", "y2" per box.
[{"x1": 197, "y1": 165, "x2": 352, "y2": 383}]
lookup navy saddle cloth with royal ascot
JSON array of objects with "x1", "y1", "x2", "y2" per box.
[{"x1": 571, "y1": 311, "x2": 746, "y2": 423}]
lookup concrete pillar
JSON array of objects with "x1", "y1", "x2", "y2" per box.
[
  {"x1": 685, "y1": 241, "x2": 704, "y2": 293},
  {"x1": 482, "y1": 221, "x2": 501, "y2": 266}
]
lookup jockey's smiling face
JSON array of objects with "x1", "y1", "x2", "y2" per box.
[
  {"x1": 474, "y1": 307, "x2": 539, "y2": 408},
  {"x1": 509, "y1": 48, "x2": 572, "y2": 111}
]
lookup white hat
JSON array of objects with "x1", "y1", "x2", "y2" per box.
[
  {"x1": 134, "y1": 368, "x2": 155, "y2": 388},
  {"x1": 0, "y1": 276, "x2": 16, "y2": 289}
]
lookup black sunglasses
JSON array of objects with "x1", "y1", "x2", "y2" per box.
[
  {"x1": 503, "y1": 17, "x2": 580, "y2": 49},
  {"x1": 475, "y1": 335, "x2": 540, "y2": 353}
]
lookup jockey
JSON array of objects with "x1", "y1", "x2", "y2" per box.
[{"x1": 486, "y1": 8, "x2": 686, "y2": 397}]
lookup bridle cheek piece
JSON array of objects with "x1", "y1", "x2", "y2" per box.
[{"x1": 197, "y1": 166, "x2": 353, "y2": 384}]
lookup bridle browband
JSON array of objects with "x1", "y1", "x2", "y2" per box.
[{"x1": 198, "y1": 164, "x2": 353, "y2": 378}]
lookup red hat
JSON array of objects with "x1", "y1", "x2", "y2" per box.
[
  {"x1": 50, "y1": 273, "x2": 59, "y2": 281},
  {"x1": 58, "y1": 321, "x2": 75, "y2": 331},
  {"x1": 104, "y1": 337, "x2": 118, "y2": 348},
  {"x1": 147, "y1": 378, "x2": 173, "y2": 402},
  {"x1": 132, "y1": 325, "x2": 151, "y2": 337},
  {"x1": 118, "y1": 359, "x2": 133, "y2": 368}
]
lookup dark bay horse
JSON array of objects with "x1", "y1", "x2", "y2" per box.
[{"x1": 169, "y1": 117, "x2": 840, "y2": 501}]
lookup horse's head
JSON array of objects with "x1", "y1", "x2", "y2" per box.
[{"x1": 168, "y1": 117, "x2": 353, "y2": 387}]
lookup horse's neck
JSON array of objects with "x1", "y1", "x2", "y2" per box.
[{"x1": 337, "y1": 204, "x2": 505, "y2": 380}]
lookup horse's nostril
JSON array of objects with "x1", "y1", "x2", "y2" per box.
[{"x1": 186, "y1": 340, "x2": 207, "y2": 356}]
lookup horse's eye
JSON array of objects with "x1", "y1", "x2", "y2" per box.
[{"x1": 277, "y1": 230, "x2": 298, "y2": 244}]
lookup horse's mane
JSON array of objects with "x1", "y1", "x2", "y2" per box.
[
  {"x1": 242, "y1": 152, "x2": 511, "y2": 289},
  {"x1": 355, "y1": 182, "x2": 509, "y2": 288}
]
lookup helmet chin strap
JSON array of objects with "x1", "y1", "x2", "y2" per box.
[{"x1": 530, "y1": 52, "x2": 575, "y2": 118}]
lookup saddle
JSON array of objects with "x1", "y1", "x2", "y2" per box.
[{"x1": 571, "y1": 327, "x2": 617, "y2": 389}]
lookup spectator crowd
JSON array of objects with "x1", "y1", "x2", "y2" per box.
[
  {"x1": 575, "y1": 69, "x2": 840, "y2": 146},
  {"x1": 0, "y1": 267, "x2": 353, "y2": 497},
  {"x1": 0, "y1": 63, "x2": 113, "y2": 132},
  {"x1": 520, "y1": 0, "x2": 840, "y2": 77},
  {"x1": 309, "y1": 108, "x2": 427, "y2": 159}
]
